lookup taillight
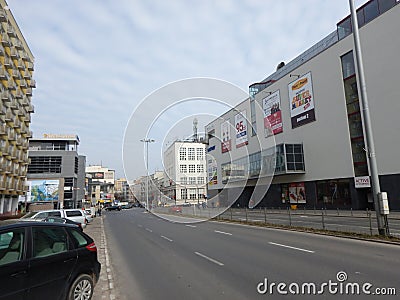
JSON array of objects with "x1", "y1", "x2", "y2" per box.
[{"x1": 85, "y1": 242, "x2": 97, "y2": 252}]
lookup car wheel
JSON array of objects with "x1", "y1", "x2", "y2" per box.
[{"x1": 68, "y1": 274, "x2": 94, "y2": 300}]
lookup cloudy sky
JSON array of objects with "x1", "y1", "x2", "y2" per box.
[{"x1": 8, "y1": 0, "x2": 364, "y2": 179}]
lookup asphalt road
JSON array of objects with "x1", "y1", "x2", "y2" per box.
[{"x1": 104, "y1": 208, "x2": 399, "y2": 299}]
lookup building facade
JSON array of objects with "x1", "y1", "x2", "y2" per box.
[
  {"x1": 27, "y1": 135, "x2": 86, "y2": 209},
  {"x1": 0, "y1": 1, "x2": 35, "y2": 215},
  {"x1": 86, "y1": 165, "x2": 115, "y2": 205},
  {"x1": 163, "y1": 141, "x2": 207, "y2": 206},
  {"x1": 206, "y1": 0, "x2": 400, "y2": 210}
]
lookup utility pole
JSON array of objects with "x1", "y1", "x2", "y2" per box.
[{"x1": 140, "y1": 138, "x2": 155, "y2": 211}]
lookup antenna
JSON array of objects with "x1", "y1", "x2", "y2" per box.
[{"x1": 193, "y1": 118, "x2": 198, "y2": 142}]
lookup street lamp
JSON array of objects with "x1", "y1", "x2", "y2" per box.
[
  {"x1": 140, "y1": 138, "x2": 155, "y2": 211},
  {"x1": 349, "y1": 0, "x2": 388, "y2": 236}
]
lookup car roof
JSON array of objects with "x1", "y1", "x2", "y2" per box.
[{"x1": 0, "y1": 219, "x2": 79, "y2": 231}]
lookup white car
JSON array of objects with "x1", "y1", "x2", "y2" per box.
[{"x1": 20, "y1": 209, "x2": 88, "y2": 228}]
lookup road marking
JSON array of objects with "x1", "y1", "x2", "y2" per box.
[
  {"x1": 186, "y1": 225, "x2": 197, "y2": 228},
  {"x1": 214, "y1": 230, "x2": 232, "y2": 236},
  {"x1": 145, "y1": 228, "x2": 153, "y2": 233},
  {"x1": 138, "y1": 224, "x2": 143, "y2": 228},
  {"x1": 269, "y1": 242, "x2": 314, "y2": 253},
  {"x1": 161, "y1": 235, "x2": 173, "y2": 242},
  {"x1": 195, "y1": 252, "x2": 224, "y2": 266}
]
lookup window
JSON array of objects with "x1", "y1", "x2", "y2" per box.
[
  {"x1": 285, "y1": 144, "x2": 305, "y2": 171},
  {"x1": 364, "y1": 0, "x2": 379, "y2": 23},
  {"x1": 181, "y1": 189, "x2": 187, "y2": 200},
  {"x1": 27, "y1": 156, "x2": 62, "y2": 174},
  {"x1": 197, "y1": 177, "x2": 205, "y2": 184},
  {"x1": 179, "y1": 165, "x2": 187, "y2": 173},
  {"x1": 0, "y1": 229, "x2": 24, "y2": 266},
  {"x1": 32, "y1": 227, "x2": 68, "y2": 258},
  {"x1": 70, "y1": 229, "x2": 89, "y2": 248},
  {"x1": 180, "y1": 177, "x2": 187, "y2": 185},
  {"x1": 189, "y1": 189, "x2": 197, "y2": 200},
  {"x1": 250, "y1": 99, "x2": 257, "y2": 136},
  {"x1": 179, "y1": 147, "x2": 186, "y2": 160},
  {"x1": 197, "y1": 165, "x2": 204, "y2": 173},
  {"x1": 198, "y1": 188, "x2": 205, "y2": 200},
  {"x1": 341, "y1": 51, "x2": 355, "y2": 79},
  {"x1": 74, "y1": 157, "x2": 79, "y2": 174},
  {"x1": 249, "y1": 152, "x2": 261, "y2": 177},
  {"x1": 196, "y1": 148, "x2": 204, "y2": 161},
  {"x1": 65, "y1": 210, "x2": 83, "y2": 217},
  {"x1": 188, "y1": 148, "x2": 195, "y2": 160},
  {"x1": 188, "y1": 164, "x2": 196, "y2": 173},
  {"x1": 337, "y1": 17, "x2": 351, "y2": 40},
  {"x1": 189, "y1": 177, "x2": 196, "y2": 184}
]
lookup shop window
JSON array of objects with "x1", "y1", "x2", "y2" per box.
[{"x1": 316, "y1": 180, "x2": 351, "y2": 207}]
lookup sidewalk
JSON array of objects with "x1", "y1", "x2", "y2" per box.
[{"x1": 84, "y1": 215, "x2": 117, "y2": 300}]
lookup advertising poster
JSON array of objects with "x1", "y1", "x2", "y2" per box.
[
  {"x1": 288, "y1": 182, "x2": 306, "y2": 204},
  {"x1": 221, "y1": 120, "x2": 231, "y2": 153},
  {"x1": 235, "y1": 110, "x2": 248, "y2": 148},
  {"x1": 262, "y1": 90, "x2": 283, "y2": 136},
  {"x1": 30, "y1": 180, "x2": 60, "y2": 202},
  {"x1": 207, "y1": 157, "x2": 218, "y2": 185},
  {"x1": 288, "y1": 72, "x2": 316, "y2": 128}
]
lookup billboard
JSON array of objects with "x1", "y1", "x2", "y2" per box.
[
  {"x1": 207, "y1": 156, "x2": 218, "y2": 185},
  {"x1": 262, "y1": 90, "x2": 283, "y2": 136},
  {"x1": 235, "y1": 110, "x2": 248, "y2": 148},
  {"x1": 221, "y1": 120, "x2": 231, "y2": 153},
  {"x1": 91, "y1": 172, "x2": 104, "y2": 179},
  {"x1": 288, "y1": 72, "x2": 316, "y2": 128},
  {"x1": 288, "y1": 182, "x2": 306, "y2": 204},
  {"x1": 30, "y1": 180, "x2": 60, "y2": 202}
]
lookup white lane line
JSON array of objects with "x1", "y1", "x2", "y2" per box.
[
  {"x1": 138, "y1": 224, "x2": 143, "y2": 228},
  {"x1": 185, "y1": 225, "x2": 197, "y2": 228},
  {"x1": 269, "y1": 242, "x2": 315, "y2": 253},
  {"x1": 145, "y1": 228, "x2": 153, "y2": 233},
  {"x1": 214, "y1": 230, "x2": 232, "y2": 236},
  {"x1": 195, "y1": 252, "x2": 224, "y2": 266},
  {"x1": 161, "y1": 235, "x2": 173, "y2": 242}
]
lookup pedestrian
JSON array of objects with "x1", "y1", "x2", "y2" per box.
[{"x1": 97, "y1": 205, "x2": 102, "y2": 216}]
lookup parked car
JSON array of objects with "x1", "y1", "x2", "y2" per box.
[
  {"x1": 43, "y1": 216, "x2": 84, "y2": 231},
  {"x1": 105, "y1": 205, "x2": 121, "y2": 211},
  {"x1": 83, "y1": 210, "x2": 93, "y2": 223},
  {"x1": 169, "y1": 206, "x2": 182, "y2": 213},
  {"x1": 20, "y1": 209, "x2": 88, "y2": 227},
  {"x1": 0, "y1": 220, "x2": 100, "y2": 300},
  {"x1": 121, "y1": 203, "x2": 134, "y2": 209}
]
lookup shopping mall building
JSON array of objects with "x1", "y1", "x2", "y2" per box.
[{"x1": 206, "y1": 0, "x2": 400, "y2": 210}]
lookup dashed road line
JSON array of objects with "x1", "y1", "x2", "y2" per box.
[
  {"x1": 161, "y1": 235, "x2": 173, "y2": 242},
  {"x1": 214, "y1": 230, "x2": 232, "y2": 236},
  {"x1": 145, "y1": 228, "x2": 153, "y2": 233},
  {"x1": 185, "y1": 225, "x2": 197, "y2": 228},
  {"x1": 269, "y1": 242, "x2": 315, "y2": 253},
  {"x1": 195, "y1": 252, "x2": 224, "y2": 266}
]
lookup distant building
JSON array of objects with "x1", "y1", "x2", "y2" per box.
[
  {"x1": 27, "y1": 134, "x2": 86, "y2": 209},
  {"x1": 163, "y1": 141, "x2": 207, "y2": 206},
  {"x1": 86, "y1": 165, "x2": 115, "y2": 205},
  {"x1": 0, "y1": 1, "x2": 36, "y2": 215},
  {"x1": 115, "y1": 178, "x2": 134, "y2": 202}
]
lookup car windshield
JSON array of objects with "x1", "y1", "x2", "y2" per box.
[{"x1": 21, "y1": 212, "x2": 37, "y2": 219}]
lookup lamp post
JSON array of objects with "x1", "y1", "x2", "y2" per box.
[
  {"x1": 349, "y1": 0, "x2": 388, "y2": 235},
  {"x1": 140, "y1": 138, "x2": 155, "y2": 211}
]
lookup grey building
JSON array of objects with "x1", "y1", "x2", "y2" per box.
[
  {"x1": 27, "y1": 134, "x2": 86, "y2": 209},
  {"x1": 206, "y1": 0, "x2": 400, "y2": 210}
]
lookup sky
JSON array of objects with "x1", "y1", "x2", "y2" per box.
[{"x1": 7, "y1": 0, "x2": 365, "y2": 180}]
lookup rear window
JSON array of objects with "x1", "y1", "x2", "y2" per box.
[
  {"x1": 69, "y1": 229, "x2": 89, "y2": 248},
  {"x1": 65, "y1": 210, "x2": 83, "y2": 217},
  {"x1": 48, "y1": 211, "x2": 62, "y2": 217}
]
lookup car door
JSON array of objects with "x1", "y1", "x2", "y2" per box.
[
  {"x1": 0, "y1": 227, "x2": 28, "y2": 300},
  {"x1": 27, "y1": 226, "x2": 77, "y2": 299}
]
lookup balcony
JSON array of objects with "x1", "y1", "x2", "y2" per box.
[
  {"x1": 11, "y1": 69, "x2": 20, "y2": 78},
  {"x1": 15, "y1": 88, "x2": 23, "y2": 99},
  {"x1": 1, "y1": 90, "x2": 10, "y2": 102},
  {"x1": 10, "y1": 46, "x2": 19, "y2": 59},
  {"x1": 0, "y1": 66, "x2": 7, "y2": 80},
  {"x1": 25, "y1": 88, "x2": 32, "y2": 96},
  {"x1": 0, "y1": 8, "x2": 7, "y2": 22},
  {"x1": 14, "y1": 39, "x2": 24, "y2": 50},
  {"x1": 0, "y1": 124, "x2": 6, "y2": 135},
  {"x1": 29, "y1": 79, "x2": 36, "y2": 88},
  {"x1": 13, "y1": 117, "x2": 21, "y2": 128},
  {"x1": 3, "y1": 56, "x2": 13, "y2": 68},
  {"x1": 1, "y1": 33, "x2": 10, "y2": 46},
  {"x1": 22, "y1": 70, "x2": 31, "y2": 79},
  {"x1": 0, "y1": 47, "x2": 4, "y2": 57},
  {"x1": 19, "y1": 78, "x2": 27, "y2": 88},
  {"x1": 17, "y1": 59, "x2": 25, "y2": 70},
  {"x1": 27, "y1": 103, "x2": 34, "y2": 113},
  {"x1": 5, "y1": 109, "x2": 13, "y2": 122},
  {"x1": 7, "y1": 78, "x2": 16, "y2": 90},
  {"x1": 9, "y1": 98, "x2": 18, "y2": 110},
  {"x1": 27, "y1": 62, "x2": 34, "y2": 71},
  {"x1": 6, "y1": 25, "x2": 16, "y2": 38}
]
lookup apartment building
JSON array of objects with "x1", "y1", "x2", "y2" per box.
[
  {"x1": 86, "y1": 165, "x2": 115, "y2": 205},
  {"x1": 0, "y1": 1, "x2": 35, "y2": 215}
]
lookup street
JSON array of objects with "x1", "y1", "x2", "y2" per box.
[{"x1": 101, "y1": 208, "x2": 399, "y2": 299}]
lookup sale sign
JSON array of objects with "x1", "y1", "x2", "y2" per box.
[{"x1": 235, "y1": 110, "x2": 248, "y2": 148}]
